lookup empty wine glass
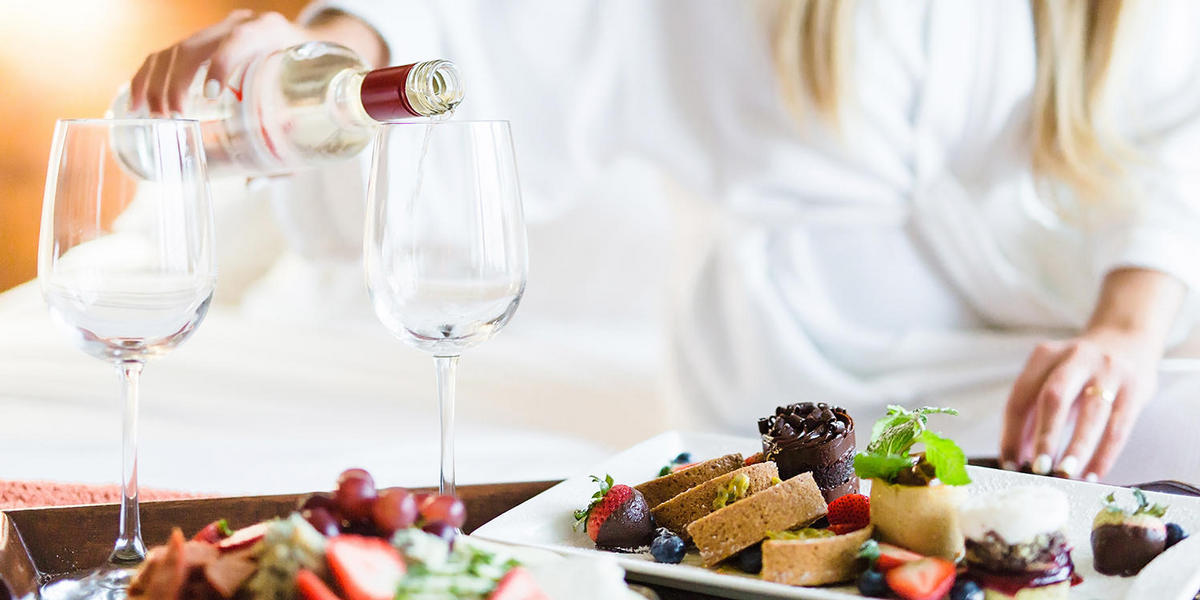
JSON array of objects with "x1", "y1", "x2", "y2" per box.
[
  {"x1": 365, "y1": 120, "x2": 528, "y2": 497},
  {"x1": 38, "y1": 119, "x2": 216, "y2": 599}
]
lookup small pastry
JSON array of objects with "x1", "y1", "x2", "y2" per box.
[
  {"x1": 759, "y1": 402, "x2": 859, "y2": 502},
  {"x1": 650, "y1": 462, "x2": 778, "y2": 541},
  {"x1": 687, "y1": 472, "x2": 827, "y2": 567},
  {"x1": 760, "y1": 525, "x2": 874, "y2": 586},
  {"x1": 854, "y1": 405, "x2": 971, "y2": 559},
  {"x1": 959, "y1": 485, "x2": 1074, "y2": 599},
  {"x1": 635, "y1": 453, "x2": 743, "y2": 508}
]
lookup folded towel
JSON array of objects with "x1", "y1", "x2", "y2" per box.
[{"x1": 0, "y1": 480, "x2": 205, "y2": 510}]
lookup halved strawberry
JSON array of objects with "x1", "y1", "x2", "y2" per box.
[
  {"x1": 191, "y1": 519, "x2": 233, "y2": 544},
  {"x1": 297, "y1": 569, "x2": 343, "y2": 600},
  {"x1": 217, "y1": 522, "x2": 269, "y2": 552},
  {"x1": 827, "y1": 494, "x2": 870, "y2": 531},
  {"x1": 885, "y1": 557, "x2": 956, "y2": 600},
  {"x1": 488, "y1": 567, "x2": 549, "y2": 600},
  {"x1": 876, "y1": 543, "x2": 925, "y2": 571},
  {"x1": 326, "y1": 535, "x2": 406, "y2": 600}
]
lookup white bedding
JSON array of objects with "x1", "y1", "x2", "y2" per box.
[{"x1": 0, "y1": 278, "x2": 667, "y2": 496}]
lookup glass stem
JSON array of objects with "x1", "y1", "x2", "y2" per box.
[
  {"x1": 109, "y1": 360, "x2": 146, "y2": 566},
  {"x1": 434, "y1": 355, "x2": 459, "y2": 497}
]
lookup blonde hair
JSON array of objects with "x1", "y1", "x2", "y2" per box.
[{"x1": 774, "y1": 0, "x2": 1132, "y2": 200}]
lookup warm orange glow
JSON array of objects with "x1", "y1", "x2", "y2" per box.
[{"x1": 0, "y1": 1, "x2": 307, "y2": 292}]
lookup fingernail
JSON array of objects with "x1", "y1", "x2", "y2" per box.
[
  {"x1": 1085, "y1": 472, "x2": 1099, "y2": 483},
  {"x1": 1058, "y1": 456, "x2": 1080, "y2": 478},
  {"x1": 1000, "y1": 460, "x2": 1018, "y2": 471},
  {"x1": 204, "y1": 79, "x2": 221, "y2": 99},
  {"x1": 1032, "y1": 454, "x2": 1053, "y2": 475}
]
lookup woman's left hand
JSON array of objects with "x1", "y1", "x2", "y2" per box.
[
  {"x1": 999, "y1": 328, "x2": 1160, "y2": 480},
  {"x1": 999, "y1": 268, "x2": 1186, "y2": 481}
]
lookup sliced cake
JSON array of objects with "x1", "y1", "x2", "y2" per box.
[
  {"x1": 761, "y1": 525, "x2": 874, "y2": 586},
  {"x1": 635, "y1": 453, "x2": 743, "y2": 508},
  {"x1": 650, "y1": 462, "x2": 779, "y2": 540},
  {"x1": 687, "y1": 472, "x2": 827, "y2": 567}
]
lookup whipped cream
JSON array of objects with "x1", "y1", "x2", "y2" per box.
[{"x1": 958, "y1": 486, "x2": 1069, "y2": 545}]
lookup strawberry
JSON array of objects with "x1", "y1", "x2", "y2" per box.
[
  {"x1": 828, "y1": 523, "x2": 863, "y2": 535},
  {"x1": 826, "y1": 493, "x2": 870, "y2": 531},
  {"x1": 885, "y1": 557, "x2": 956, "y2": 600},
  {"x1": 860, "y1": 540, "x2": 924, "y2": 572},
  {"x1": 217, "y1": 522, "x2": 269, "y2": 552},
  {"x1": 573, "y1": 475, "x2": 654, "y2": 547},
  {"x1": 488, "y1": 567, "x2": 550, "y2": 600},
  {"x1": 191, "y1": 519, "x2": 233, "y2": 544},
  {"x1": 296, "y1": 569, "x2": 342, "y2": 600},
  {"x1": 744, "y1": 452, "x2": 766, "y2": 466},
  {"x1": 326, "y1": 535, "x2": 406, "y2": 600}
]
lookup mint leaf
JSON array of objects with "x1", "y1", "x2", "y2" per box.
[
  {"x1": 853, "y1": 452, "x2": 913, "y2": 482},
  {"x1": 867, "y1": 406, "x2": 959, "y2": 456},
  {"x1": 920, "y1": 430, "x2": 971, "y2": 486}
]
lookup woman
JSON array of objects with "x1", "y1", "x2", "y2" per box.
[{"x1": 128, "y1": 0, "x2": 1200, "y2": 483}]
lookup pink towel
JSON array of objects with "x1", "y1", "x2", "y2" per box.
[{"x1": 0, "y1": 480, "x2": 207, "y2": 510}]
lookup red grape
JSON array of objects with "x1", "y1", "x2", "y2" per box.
[
  {"x1": 420, "y1": 495, "x2": 466, "y2": 528},
  {"x1": 373, "y1": 488, "x2": 419, "y2": 535},
  {"x1": 302, "y1": 507, "x2": 340, "y2": 537},
  {"x1": 422, "y1": 521, "x2": 457, "y2": 546},
  {"x1": 298, "y1": 492, "x2": 338, "y2": 514},
  {"x1": 335, "y1": 469, "x2": 378, "y2": 521}
]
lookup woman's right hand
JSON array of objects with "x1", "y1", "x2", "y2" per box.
[{"x1": 130, "y1": 10, "x2": 311, "y2": 116}]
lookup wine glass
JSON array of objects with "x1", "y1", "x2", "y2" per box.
[
  {"x1": 365, "y1": 120, "x2": 528, "y2": 497},
  {"x1": 38, "y1": 119, "x2": 216, "y2": 599}
]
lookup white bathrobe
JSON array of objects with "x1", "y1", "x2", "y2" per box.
[{"x1": 269, "y1": 0, "x2": 1200, "y2": 483}]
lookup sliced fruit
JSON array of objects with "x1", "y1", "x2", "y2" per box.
[
  {"x1": 885, "y1": 557, "x2": 956, "y2": 600},
  {"x1": 217, "y1": 522, "x2": 269, "y2": 552},
  {"x1": 876, "y1": 542, "x2": 925, "y2": 571},
  {"x1": 191, "y1": 519, "x2": 233, "y2": 544},
  {"x1": 326, "y1": 535, "x2": 406, "y2": 600},
  {"x1": 827, "y1": 494, "x2": 870, "y2": 530},
  {"x1": 488, "y1": 567, "x2": 550, "y2": 600},
  {"x1": 296, "y1": 569, "x2": 342, "y2": 600}
]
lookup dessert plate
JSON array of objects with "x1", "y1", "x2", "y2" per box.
[{"x1": 473, "y1": 431, "x2": 1200, "y2": 600}]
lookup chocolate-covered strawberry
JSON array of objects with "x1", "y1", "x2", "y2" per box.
[
  {"x1": 575, "y1": 474, "x2": 655, "y2": 552},
  {"x1": 1091, "y1": 489, "x2": 1170, "y2": 576}
]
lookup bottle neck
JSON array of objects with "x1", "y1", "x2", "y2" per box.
[{"x1": 359, "y1": 60, "x2": 463, "y2": 121}]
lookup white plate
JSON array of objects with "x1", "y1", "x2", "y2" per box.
[{"x1": 473, "y1": 431, "x2": 1200, "y2": 600}]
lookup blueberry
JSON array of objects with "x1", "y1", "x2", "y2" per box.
[
  {"x1": 674, "y1": 452, "x2": 692, "y2": 464},
  {"x1": 856, "y1": 568, "x2": 889, "y2": 598},
  {"x1": 650, "y1": 532, "x2": 686, "y2": 564},
  {"x1": 733, "y1": 544, "x2": 762, "y2": 574},
  {"x1": 1166, "y1": 522, "x2": 1189, "y2": 549},
  {"x1": 950, "y1": 579, "x2": 984, "y2": 600}
]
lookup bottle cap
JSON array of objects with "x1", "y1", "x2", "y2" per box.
[{"x1": 361, "y1": 64, "x2": 420, "y2": 120}]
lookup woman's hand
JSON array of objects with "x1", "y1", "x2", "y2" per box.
[
  {"x1": 999, "y1": 268, "x2": 1185, "y2": 480},
  {"x1": 129, "y1": 9, "x2": 387, "y2": 117},
  {"x1": 130, "y1": 10, "x2": 311, "y2": 116}
]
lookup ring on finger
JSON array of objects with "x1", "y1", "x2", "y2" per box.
[{"x1": 1083, "y1": 384, "x2": 1117, "y2": 405}]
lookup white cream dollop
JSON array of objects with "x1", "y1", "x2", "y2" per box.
[{"x1": 958, "y1": 485, "x2": 1069, "y2": 545}]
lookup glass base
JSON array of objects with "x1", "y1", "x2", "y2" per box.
[{"x1": 39, "y1": 566, "x2": 136, "y2": 600}]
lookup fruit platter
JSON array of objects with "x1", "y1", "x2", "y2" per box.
[{"x1": 473, "y1": 404, "x2": 1200, "y2": 600}]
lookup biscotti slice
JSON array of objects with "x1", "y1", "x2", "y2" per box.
[
  {"x1": 650, "y1": 462, "x2": 779, "y2": 540},
  {"x1": 687, "y1": 472, "x2": 827, "y2": 567},
  {"x1": 761, "y1": 525, "x2": 873, "y2": 586},
  {"x1": 635, "y1": 453, "x2": 743, "y2": 508}
]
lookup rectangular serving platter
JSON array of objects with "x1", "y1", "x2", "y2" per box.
[
  {"x1": 472, "y1": 431, "x2": 1200, "y2": 600},
  {"x1": 0, "y1": 481, "x2": 556, "y2": 599}
]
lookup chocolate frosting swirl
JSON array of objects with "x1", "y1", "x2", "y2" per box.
[{"x1": 758, "y1": 402, "x2": 853, "y2": 448}]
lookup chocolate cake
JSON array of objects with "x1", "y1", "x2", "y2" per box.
[{"x1": 759, "y1": 402, "x2": 857, "y2": 502}]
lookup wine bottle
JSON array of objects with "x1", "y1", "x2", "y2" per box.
[{"x1": 110, "y1": 42, "x2": 462, "y2": 179}]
